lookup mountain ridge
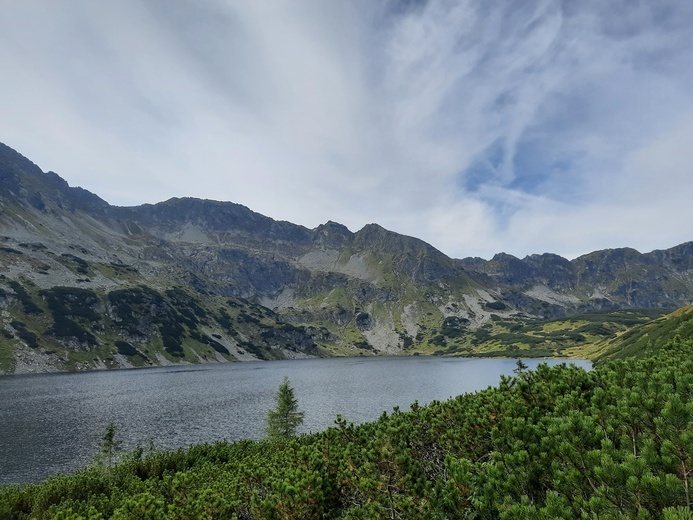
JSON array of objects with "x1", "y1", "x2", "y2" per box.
[{"x1": 1, "y1": 142, "x2": 691, "y2": 373}]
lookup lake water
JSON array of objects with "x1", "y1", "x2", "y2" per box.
[{"x1": 0, "y1": 356, "x2": 590, "y2": 485}]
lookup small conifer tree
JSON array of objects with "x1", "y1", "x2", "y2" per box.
[
  {"x1": 265, "y1": 376, "x2": 304, "y2": 440},
  {"x1": 513, "y1": 358, "x2": 528, "y2": 374},
  {"x1": 98, "y1": 421, "x2": 122, "y2": 470}
]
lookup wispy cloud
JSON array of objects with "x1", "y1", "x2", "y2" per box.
[{"x1": 1, "y1": 0, "x2": 692, "y2": 259}]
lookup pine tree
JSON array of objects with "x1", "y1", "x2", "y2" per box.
[
  {"x1": 513, "y1": 358, "x2": 528, "y2": 374},
  {"x1": 98, "y1": 421, "x2": 122, "y2": 470},
  {"x1": 266, "y1": 376, "x2": 304, "y2": 440}
]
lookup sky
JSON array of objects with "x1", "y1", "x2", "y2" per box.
[{"x1": 1, "y1": 0, "x2": 692, "y2": 260}]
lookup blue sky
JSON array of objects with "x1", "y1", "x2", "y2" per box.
[{"x1": 1, "y1": 0, "x2": 692, "y2": 259}]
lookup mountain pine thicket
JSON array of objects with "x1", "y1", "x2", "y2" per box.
[{"x1": 0, "y1": 336, "x2": 690, "y2": 519}]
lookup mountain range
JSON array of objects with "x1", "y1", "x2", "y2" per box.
[{"x1": 1, "y1": 142, "x2": 691, "y2": 373}]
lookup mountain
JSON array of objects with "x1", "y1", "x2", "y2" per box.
[{"x1": 1, "y1": 142, "x2": 691, "y2": 373}]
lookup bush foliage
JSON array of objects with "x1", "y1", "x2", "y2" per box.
[{"x1": 1, "y1": 339, "x2": 691, "y2": 518}]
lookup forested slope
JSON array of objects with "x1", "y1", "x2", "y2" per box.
[{"x1": 1, "y1": 338, "x2": 691, "y2": 518}]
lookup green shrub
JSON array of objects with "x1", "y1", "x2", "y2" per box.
[
  {"x1": 10, "y1": 320, "x2": 39, "y2": 348},
  {"x1": 115, "y1": 341, "x2": 139, "y2": 357},
  {"x1": 2, "y1": 339, "x2": 691, "y2": 519},
  {"x1": 60, "y1": 254, "x2": 89, "y2": 274},
  {"x1": 45, "y1": 316, "x2": 97, "y2": 345},
  {"x1": 7, "y1": 281, "x2": 43, "y2": 315}
]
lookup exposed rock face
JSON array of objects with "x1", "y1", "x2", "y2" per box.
[
  {"x1": 0, "y1": 142, "x2": 692, "y2": 372},
  {"x1": 457, "y1": 246, "x2": 693, "y2": 311}
]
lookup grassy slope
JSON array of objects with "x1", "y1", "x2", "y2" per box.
[
  {"x1": 596, "y1": 305, "x2": 693, "y2": 362},
  {"x1": 432, "y1": 308, "x2": 667, "y2": 359},
  {"x1": 0, "y1": 266, "x2": 674, "y2": 370},
  {"x1": 289, "y1": 259, "x2": 672, "y2": 359}
]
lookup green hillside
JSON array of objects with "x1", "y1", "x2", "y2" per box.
[
  {"x1": 596, "y1": 305, "x2": 693, "y2": 362},
  {"x1": 0, "y1": 274, "x2": 325, "y2": 374},
  {"x1": 437, "y1": 308, "x2": 667, "y2": 359},
  {"x1": 0, "y1": 240, "x2": 673, "y2": 373}
]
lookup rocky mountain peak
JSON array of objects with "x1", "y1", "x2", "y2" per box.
[
  {"x1": 0, "y1": 144, "x2": 108, "y2": 215},
  {"x1": 523, "y1": 252, "x2": 571, "y2": 265},
  {"x1": 645, "y1": 242, "x2": 693, "y2": 272},
  {"x1": 354, "y1": 223, "x2": 443, "y2": 256},
  {"x1": 312, "y1": 221, "x2": 353, "y2": 246},
  {"x1": 115, "y1": 197, "x2": 313, "y2": 247}
]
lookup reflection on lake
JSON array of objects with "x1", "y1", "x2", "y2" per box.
[{"x1": 0, "y1": 356, "x2": 590, "y2": 485}]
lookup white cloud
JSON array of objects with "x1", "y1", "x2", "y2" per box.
[{"x1": 0, "y1": 0, "x2": 692, "y2": 259}]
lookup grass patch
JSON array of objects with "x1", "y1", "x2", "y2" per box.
[{"x1": 0, "y1": 338, "x2": 16, "y2": 373}]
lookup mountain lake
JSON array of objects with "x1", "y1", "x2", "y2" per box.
[{"x1": 0, "y1": 355, "x2": 591, "y2": 485}]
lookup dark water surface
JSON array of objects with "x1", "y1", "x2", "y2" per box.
[{"x1": 0, "y1": 356, "x2": 590, "y2": 485}]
